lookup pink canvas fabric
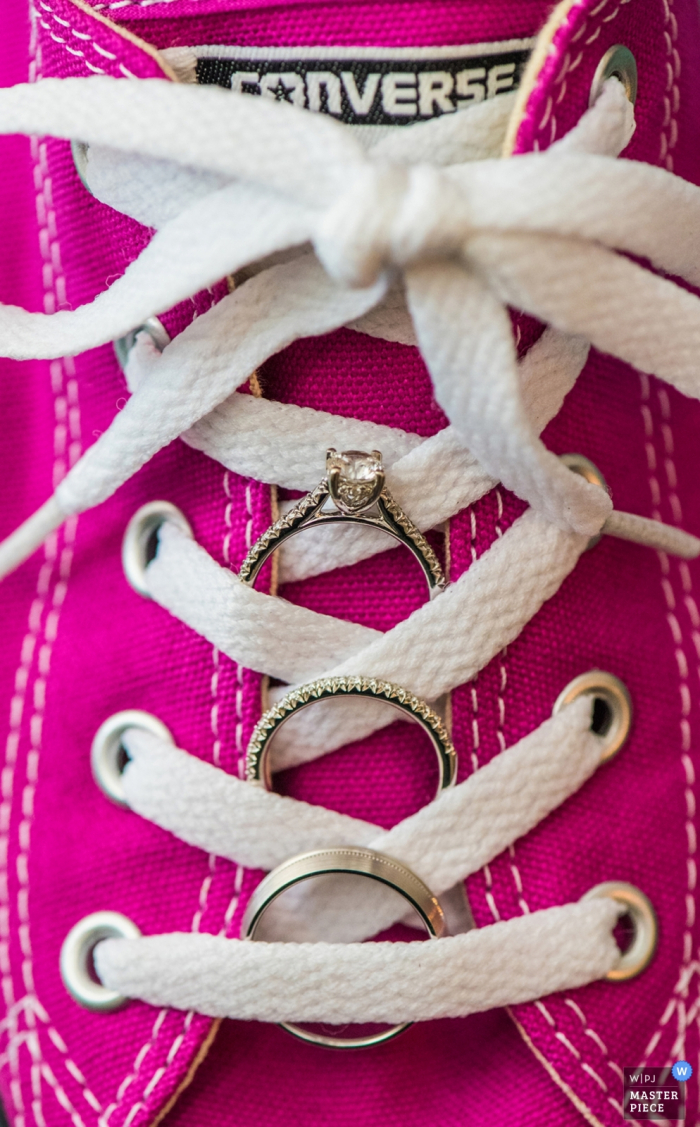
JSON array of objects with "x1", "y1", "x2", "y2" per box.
[{"x1": 0, "y1": 0, "x2": 699, "y2": 1125}]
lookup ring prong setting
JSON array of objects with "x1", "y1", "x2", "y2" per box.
[{"x1": 326, "y1": 448, "x2": 385, "y2": 514}]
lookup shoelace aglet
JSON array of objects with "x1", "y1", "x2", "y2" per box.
[
  {"x1": 604, "y1": 509, "x2": 700, "y2": 559},
  {"x1": 0, "y1": 495, "x2": 66, "y2": 580}
]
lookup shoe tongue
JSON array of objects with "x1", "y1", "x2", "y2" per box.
[{"x1": 112, "y1": 0, "x2": 553, "y2": 130}]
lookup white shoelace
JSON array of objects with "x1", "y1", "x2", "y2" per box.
[{"x1": 2, "y1": 71, "x2": 700, "y2": 1023}]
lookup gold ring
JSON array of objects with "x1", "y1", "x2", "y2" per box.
[
  {"x1": 239, "y1": 448, "x2": 446, "y2": 597},
  {"x1": 242, "y1": 846, "x2": 445, "y2": 1048},
  {"x1": 245, "y1": 675, "x2": 457, "y2": 792}
]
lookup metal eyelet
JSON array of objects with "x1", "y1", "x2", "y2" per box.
[
  {"x1": 71, "y1": 140, "x2": 91, "y2": 192},
  {"x1": 560, "y1": 453, "x2": 608, "y2": 492},
  {"x1": 590, "y1": 45, "x2": 638, "y2": 107},
  {"x1": 114, "y1": 316, "x2": 171, "y2": 374},
  {"x1": 553, "y1": 670, "x2": 632, "y2": 762},
  {"x1": 582, "y1": 882, "x2": 657, "y2": 980},
  {"x1": 60, "y1": 911, "x2": 141, "y2": 1012},
  {"x1": 122, "y1": 501, "x2": 192, "y2": 599},
  {"x1": 560, "y1": 453, "x2": 609, "y2": 548},
  {"x1": 91, "y1": 710, "x2": 174, "y2": 808}
]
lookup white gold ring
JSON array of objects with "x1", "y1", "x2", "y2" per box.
[
  {"x1": 242, "y1": 846, "x2": 445, "y2": 1048},
  {"x1": 245, "y1": 675, "x2": 457, "y2": 793},
  {"x1": 239, "y1": 448, "x2": 446, "y2": 596}
]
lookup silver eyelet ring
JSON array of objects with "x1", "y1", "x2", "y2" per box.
[
  {"x1": 60, "y1": 911, "x2": 141, "y2": 1012},
  {"x1": 71, "y1": 140, "x2": 91, "y2": 192},
  {"x1": 242, "y1": 846, "x2": 445, "y2": 1048},
  {"x1": 114, "y1": 316, "x2": 171, "y2": 374},
  {"x1": 590, "y1": 45, "x2": 638, "y2": 107},
  {"x1": 91, "y1": 710, "x2": 174, "y2": 808},
  {"x1": 581, "y1": 882, "x2": 657, "y2": 980},
  {"x1": 122, "y1": 501, "x2": 193, "y2": 599},
  {"x1": 553, "y1": 670, "x2": 632, "y2": 763},
  {"x1": 560, "y1": 453, "x2": 609, "y2": 549},
  {"x1": 560, "y1": 453, "x2": 608, "y2": 492}
]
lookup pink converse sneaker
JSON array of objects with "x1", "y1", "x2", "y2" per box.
[{"x1": 0, "y1": 0, "x2": 699, "y2": 1123}]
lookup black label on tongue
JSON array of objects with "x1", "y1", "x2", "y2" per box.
[{"x1": 193, "y1": 40, "x2": 533, "y2": 126}]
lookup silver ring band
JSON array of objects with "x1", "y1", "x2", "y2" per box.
[
  {"x1": 246, "y1": 675, "x2": 457, "y2": 793},
  {"x1": 242, "y1": 846, "x2": 445, "y2": 1048},
  {"x1": 239, "y1": 448, "x2": 446, "y2": 597}
]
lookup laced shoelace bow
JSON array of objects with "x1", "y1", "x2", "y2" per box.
[
  {"x1": 1, "y1": 75, "x2": 700, "y2": 574},
  {"x1": 1, "y1": 73, "x2": 698, "y2": 1021}
]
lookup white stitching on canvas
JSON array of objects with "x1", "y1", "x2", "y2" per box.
[
  {"x1": 636, "y1": 16, "x2": 700, "y2": 1067},
  {"x1": 469, "y1": 685, "x2": 479, "y2": 774},
  {"x1": 220, "y1": 477, "x2": 252, "y2": 932},
  {"x1": 467, "y1": 509, "x2": 480, "y2": 772},
  {"x1": 493, "y1": 489, "x2": 532, "y2": 919},
  {"x1": 472, "y1": 498, "x2": 503, "y2": 925},
  {"x1": 93, "y1": 0, "x2": 208, "y2": 9},
  {"x1": 658, "y1": 0, "x2": 680, "y2": 172},
  {"x1": 496, "y1": 586, "x2": 622, "y2": 1092},
  {"x1": 481, "y1": 861, "x2": 501, "y2": 922},
  {"x1": 27, "y1": 7, "x2": 239, "y2": 1111},
  {"x1": 467, "y1": 503, "x2": 500, "y2": 924},
  {"x1": 38, "y1": 1059, "x2": 87, "y2": 1127},
  {"x1": 100, "y1": 1009, "x2": 167, "y2": 1125},
  {"x1": 113, "y1": 471, "x2": 253, "y2": 1117},
  {"x1": 637, "y1": 367, "x2": 698, "y2": 1070},
  {"x1": 485, "y1": 496, "x2": 526, "y2": 926},
  {"x1": 478, "y1": 515, "x2": 623, "y2": 1104},
  {"x1": 0, "y1": 8, "x2": 103, "y2": 1123},
  {"x1": 211, "y1": 648, "x2": 221, "y2": 770},
  {"x1": 518, "y1": 0, "x2": 663, "y2": 1111},
  {"x1": 565, "y1": 998, "x2": 623, "y2": 1080},
  {"x1": 35, "y1": 0, "x2": 137, "y2": 77},
  {"x1": 534, "y1": 0, "x2": 632, "y2": 150},
  {"x1": 122, "y1": 1101, "x2": 143, "y2": 1127},
  {"x1": 223, "y1": 470, "x2": 233, "y2": 568},
  {"x1": 0, "y1": 1002, "x2": 102, "y2": 1120},
  {"x1": 130, "y1": 470, "x2": 254, "y2": 1107},
  {"x1": 506, "y1": 811, "x2": 618, "y2": 1094},
  {"x1": 20, "y1": 176, "x2": 92, "y2": 1127}
]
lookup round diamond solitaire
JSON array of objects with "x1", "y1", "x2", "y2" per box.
[
  {"x1": 239, "y1": 446, "x2": 445, "y2": 595},
  {"x1": 326, "y1": 448, "x2": 384, "y2": 514}
]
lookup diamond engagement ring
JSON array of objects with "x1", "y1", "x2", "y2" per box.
[{"x1": 239, "y1": 448, "x2": 446, "y2": 595}]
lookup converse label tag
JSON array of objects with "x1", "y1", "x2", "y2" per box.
[{"x1": 169, "y1": 40, "x2": 534, "y2": 126}]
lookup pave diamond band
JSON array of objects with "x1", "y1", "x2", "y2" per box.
[
  {"x1": 245, "y1": 674, "x2": 457, "y2": 792},
  {"x1": 238, "y1": 448, "x2": 446, "y2": 596}
]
